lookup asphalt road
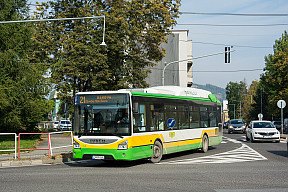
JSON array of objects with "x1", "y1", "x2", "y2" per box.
[{"x1": 1, "y1": 130, "x2": 287, "y2": 192}]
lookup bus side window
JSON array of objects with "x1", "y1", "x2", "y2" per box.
[
  {"x1": 133, "y1": 104, "x2": 146, "y2": 132},
  {"x1": 150, "y1": 104, "x2": 164, "y2": 131}
]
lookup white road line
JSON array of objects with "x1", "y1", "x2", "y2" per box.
[{"x1": 159, "y1": 137, "x2": 267, "y2": 165}]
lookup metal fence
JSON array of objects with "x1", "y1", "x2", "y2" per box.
[
  {"x1": 0, "y1": 133, "x2": 17, "y2": 159},
  {"x1": 0, "y1": 131, "x2": 73, "y2": 160}
]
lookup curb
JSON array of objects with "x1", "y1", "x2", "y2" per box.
[{"x1": 0, "y1": 153, "x2": 73, "y2": 168}]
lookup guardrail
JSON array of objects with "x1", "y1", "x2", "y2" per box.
[
  {"x1": 18, "y1": 133, "x2": 51, "y2": 159},
  {"x1": 48, "y1": 131, "x2": 73, "y2": 156},
  {"x1": 0, "y1": 133, "x2": 17, "y2": 159}
]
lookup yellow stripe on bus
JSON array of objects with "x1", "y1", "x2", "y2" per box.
[{"x1": 75, "y1": 127, "x2": 218, "y2": 150}]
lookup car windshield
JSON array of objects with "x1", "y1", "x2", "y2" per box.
[
  {"x1": 61, "y1": 121, "x2": 71, "y2": 124},
  {"x1": 230, "y1": 120, "x2": 244, "y2": 124},
  {"x1": 253, "y1": 122, "x2": 274, "y2": 128}
]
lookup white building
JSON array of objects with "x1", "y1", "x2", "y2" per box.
[{"x1": 145, "y1": 30, "x2": 193, "y2": 87}]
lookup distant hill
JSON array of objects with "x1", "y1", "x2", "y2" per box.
[{"x1": 192, "y1": 83, "x2": 226, "y2": 103}]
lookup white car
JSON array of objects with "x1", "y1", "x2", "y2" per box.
[
  {"x1": 246, "y1": 120, "x2": 280, "y2": 143},
  {"x1": 58, "y1": 120, "x2": 72, "y2": 131},
  {"x1": 53, "y1": 121, "x2": 59, "y2": 130}
]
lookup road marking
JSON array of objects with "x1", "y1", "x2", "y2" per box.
[{"x1": 159, "y1": 137, "x2": 267, "y2": 165}]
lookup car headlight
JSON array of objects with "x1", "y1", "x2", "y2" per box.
[
  {"x1": 241, "y1": 125, "x2": 246, "y2": 129},
  {"x1": 229, "y1": 125, "x2": 233, "y2": 128},
  {"x1": 118, "y1": 140, "x2": 128, "y2": 150},
  {"x1": 74, "y1": 140, "x2": 81, "y2": 149}
]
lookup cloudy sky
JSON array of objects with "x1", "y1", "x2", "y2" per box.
[
  {"x1": 29, "y1": 0, "x2": 288, "y2": 88},
  {"x1": 174, "y1": 0, "x2": 288, "y2": 88}
]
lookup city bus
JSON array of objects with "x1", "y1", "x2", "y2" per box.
[{"x1": 73, "y1": 86, "x2": 223, "y2": 163}]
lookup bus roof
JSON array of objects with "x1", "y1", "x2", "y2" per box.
[
  {"x1": 76, "y1": 86, "x2": 217, "y2": 102},
  {"x1": 124, "y1": 86, "x2": 212, "y2": 98}
]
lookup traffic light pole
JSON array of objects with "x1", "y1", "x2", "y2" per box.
[{"x1": 162, "y1": 49, "x2": 236, "y2": 86}]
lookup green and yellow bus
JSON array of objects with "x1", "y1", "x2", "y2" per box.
[{"x1": 73, "y1": 86, "x2": 223, "y2": 163}]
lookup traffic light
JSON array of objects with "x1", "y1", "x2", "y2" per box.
[{"x1": 225, "y1": 47, "x2": 230, "y2": 64}]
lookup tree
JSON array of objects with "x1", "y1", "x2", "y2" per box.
[
  {"x1": 0, "y1": 0, "x2": 52, "y2": 133},
  {"x1": 225, "y1": 81, "x2": 247, "y2": 119},
  {"x1": 241, "y1": 81, "x2": 258, "y2": 123},
  {"x1": 260, "y1": 30, "x2": 288, "y2": 120},
  {"x1": 34, "y1": 0, "x2": 181, "y2": 116}
]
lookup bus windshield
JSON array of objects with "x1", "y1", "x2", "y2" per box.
[{"x1": 74, "y1": 93, "x2": 131, "y2": 136}]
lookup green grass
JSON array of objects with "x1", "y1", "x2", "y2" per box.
[{"x1": 0, "y1": 136, "x2": 40, "y2": 155}]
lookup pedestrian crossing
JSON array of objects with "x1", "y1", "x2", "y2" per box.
[{"x1": 158, "y1": 137, "x2": 268, "y2": 165}]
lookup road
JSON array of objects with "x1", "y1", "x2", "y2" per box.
[{"x1": 1, "y1": 130, "x2": 287, "y2": 192}]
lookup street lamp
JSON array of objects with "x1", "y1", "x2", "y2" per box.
[
  {"x1": 0, "y1": 16, "x2": 107, "y2": 46},
  {"x1": 100, "y1": 16, "x2": 106, "y2": 46},
  {"x1": 162, "y1": 59, "x2": 192, "y2": 86}
]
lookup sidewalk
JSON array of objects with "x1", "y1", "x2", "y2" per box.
[{"x1": 0, "y1": 133, "x2": 74, "y2": 167}]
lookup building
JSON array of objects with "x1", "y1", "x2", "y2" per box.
[{"x1": 145, "y1": 30, "x2": 193, "y2": 87}]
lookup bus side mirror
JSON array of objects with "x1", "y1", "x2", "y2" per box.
[{"x1": 133, "y1": 102, "x2": 139, "y2": 113}]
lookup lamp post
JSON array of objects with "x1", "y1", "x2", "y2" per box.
[{"x1": 0, "y1": 16, "x2": 107, "y2": 46}]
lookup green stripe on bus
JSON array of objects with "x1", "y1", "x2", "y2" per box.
[{"x1": 131, "y1": 92, "x2": 215, "y2": 102}]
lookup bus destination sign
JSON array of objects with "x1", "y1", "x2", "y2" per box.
[{"x1": 75, "y1": 94, "x2": 128, "y2": 105}]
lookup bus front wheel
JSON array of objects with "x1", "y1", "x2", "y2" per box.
[
  {"x1": 151, "y1": 141, "x2": 163, "y2": 163},
  {"x1": 201, "y1": 135, "x2": 209, "y2": 153}
]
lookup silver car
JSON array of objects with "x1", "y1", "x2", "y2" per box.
[
  {"x1": 228, "y1": 119, "x2": 246, "y2": 134},
  {"x1": 246, "y1": 120, "x2": 280, "y2": 143}
]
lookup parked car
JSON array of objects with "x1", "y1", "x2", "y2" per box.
[
  {"x1": 271, "y1": 120, "x2": 281, "y2": 132},
  {"x1": 58, "y1": 120, "x2": 72, "y2": 131},
  {"x1": 53, "y1": 121, "x2": 59, "y2": 130},
  {"x1": 246, "y1": 120, "x2": 280, "y2": 143},
  {"x1": 227, "y1": 119, "x2": 246, "y2": 134}
]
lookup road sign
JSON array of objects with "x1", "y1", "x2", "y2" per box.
[
  {"x1": 277, "y1": 100, "x2": 286, "y2": 109},
  {"x1": 277, "y1": 100, "x2": 286, "y2": 134},
  {"x1": 167, "y1": 118, "x2": 176, "y2": 128},
  {"x1": 258, "y1": 113, "x2": 263, "y2": 121}
]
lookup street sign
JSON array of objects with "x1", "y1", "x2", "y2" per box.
[
  {"x1": 277, "y1": 100, "x2": 286, "y2": 134},
  {"x1": 258, "y1": 113, "x2": 263, "y2": 121},
  {"x1": 277, "y1": 100, "x2": 286, "y2": 109}
]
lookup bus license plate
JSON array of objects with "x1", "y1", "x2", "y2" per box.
[{"x1": 92, "y1": 155, "x2": 105, "y2": 160}]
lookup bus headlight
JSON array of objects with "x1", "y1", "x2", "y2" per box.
[
  {"x1": 118, "y1": 140, "x2": 128, "y2": 150},
  {"x1": 74, "y1": 140, "x2": 81, "y2": 149}
]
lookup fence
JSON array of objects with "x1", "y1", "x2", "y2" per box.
[
  {"x1": 0, "y1": 133, "x2": 17, "y2": 159},
  {"x1": 18, "y1": 133, "x2": 51, "y2": 159},
  {"x1": 1, "y1": 131, "x2": 74, "y2": 160},
  {"x1": 48, "y1": 131, "x2": 73, "y2": 156}
]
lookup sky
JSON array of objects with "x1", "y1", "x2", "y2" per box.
[
  {"x1": 28, "y1": 0, "x2": 288, "y2": 88},
  {"x1": 173, "y1": 0, "x2": 288, "y2": 88}
]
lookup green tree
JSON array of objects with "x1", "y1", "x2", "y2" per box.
[
  {"x1": 241, "y1": 80, "x2": 258, "y2": 123},
  {"x1": 34, "y1": 0, "x2": 181, "y2": 116},
  {"x1": 225, "y1": 81, "x2": 247, "y2": 119},
  {"x1": 260, "y1": 30, "x2": 288, "y2": 120},
  {"x1": 0, "y1": 0, "x2": 52, "y2": 133}
]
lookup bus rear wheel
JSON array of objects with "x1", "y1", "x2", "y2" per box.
[
  {"x1": 201, "y1": 135, "x2": 209, "y2": 153},
  {"x1": 151, "y1": 141, "x2": 163, "y2": 163}
]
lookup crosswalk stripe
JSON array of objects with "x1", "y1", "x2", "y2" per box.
[{"x1": 158, "y1": 137, "x2": 267, "y2": 165}]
